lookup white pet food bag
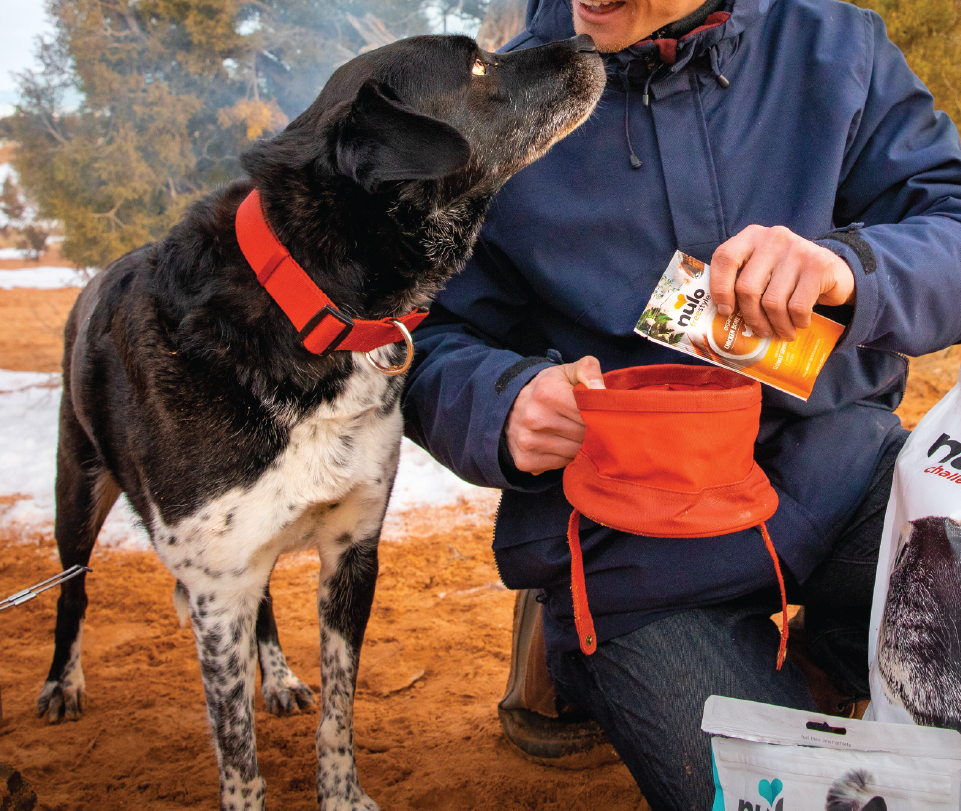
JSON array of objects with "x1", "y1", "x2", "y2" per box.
[
  {"x1": 702, "y1": 695, "x2": 961, "y2": 811},
  {"x1": 866, "y1": 361, "x2": 961, "y2": 729}
]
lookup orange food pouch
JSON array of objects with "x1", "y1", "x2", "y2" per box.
[{"x1": 635, "y1": 251, "x2": 845, "y2": 400}]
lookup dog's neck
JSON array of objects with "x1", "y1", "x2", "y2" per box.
[
  {"x1": 259, "y1": 177, "x2": 500, "y2": 320},
  {"x1": 153, "y1": 171, "x2": 502, "y2": 409}
]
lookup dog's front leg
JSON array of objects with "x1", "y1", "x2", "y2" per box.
[
  {"x1": 316, "y1": 534, "x2": 380, "y2": 811},
  {"x1": 186, "y1": 580, "x2": 267, "y2": 811}
]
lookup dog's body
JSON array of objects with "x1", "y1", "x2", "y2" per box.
[{"x1": 40, "y1": 34, "x2": 604, "y2": 810}]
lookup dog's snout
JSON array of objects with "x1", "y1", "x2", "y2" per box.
[{"x1": 570, "y1": 34, "x2": 597, "y2": 53}]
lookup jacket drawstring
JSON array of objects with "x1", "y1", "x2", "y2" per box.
[
  {"x1": 709, "y1": 44, "x2": 731, "y2": 89},
  {"x1": 620, "y1": 71, "x2": 643, "y2": 169},
  {"x1": 619, "y1": 43, "x2": 727, "y2": 171},
  {"x1": 642, "y1": 70, "x2": 655, "y2": 107}
]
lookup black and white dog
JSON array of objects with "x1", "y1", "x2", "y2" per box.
[{"x1": 38, "y1": 34, "x2": 605, "y2": 810}]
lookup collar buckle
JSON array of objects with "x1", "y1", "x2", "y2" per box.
[{"x1": 298, "y1": 305, "x2": 354, "y2": 357}]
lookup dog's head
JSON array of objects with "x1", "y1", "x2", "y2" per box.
[
  {"x1": 878, "y1": 514, "x2": 961, "y2": 729},
  {"x1": 825, "y1": 770, "x2": 887, "y2": 811},
  {"x1": 236, "y1": 34, "x2": 604, "y2": 318},
  {"x1": 242, "y1": 34, "x2": 605, "y2": 199}
]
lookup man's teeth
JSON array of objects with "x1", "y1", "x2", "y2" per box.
[{"x1": 581, "y1": 0, "x2": 619, "y2": 6}]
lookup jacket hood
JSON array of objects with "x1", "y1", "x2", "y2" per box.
[{"x1": 526, "y1": 0, "x2": 771, "y2": 68}]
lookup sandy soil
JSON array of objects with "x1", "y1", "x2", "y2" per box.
[
  {"x1": 0, "y1": 261, "x2": 957, "y2": 810},
  {"x1": 0, "y1": 505, "x2": 644, "y2": 811}
]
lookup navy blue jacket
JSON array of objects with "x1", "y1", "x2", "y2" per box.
[{"x1": 402, "y1": 0, "x2": 961, "y2": 652}]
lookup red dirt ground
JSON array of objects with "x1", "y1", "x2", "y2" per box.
[{"x1": 0, "y1": 265, "x2": 957, "y2": 810}]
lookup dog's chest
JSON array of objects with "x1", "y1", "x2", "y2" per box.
[{"x1": 152, "y1": 361, "x2": 401, "y2": 571}]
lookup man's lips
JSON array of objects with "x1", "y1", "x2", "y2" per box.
[{"x1": 576, "y1": 0, "x2": 627, "y2": 18}]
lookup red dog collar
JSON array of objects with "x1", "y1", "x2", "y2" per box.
[{"x1": 235, "y1": 190, "x2": 428, "y2": 370}]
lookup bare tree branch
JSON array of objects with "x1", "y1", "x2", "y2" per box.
[{"x1": 91, "y1": 203, "x2": 126, "y2": 229}]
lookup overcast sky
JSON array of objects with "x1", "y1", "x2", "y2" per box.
[{"x1": 0, "y1": 1, "x2": 54, "y2": 113}]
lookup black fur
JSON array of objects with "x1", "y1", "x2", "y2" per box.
[
  {"x1": 878, "y1": 514, "x2": 961, "y2": 730},
  {"x1": 825, "y1": 770, "x2": 887, "y2": 811},
  {"x1": 39, "y1": 33, "x2": 605, "y2": 811}
]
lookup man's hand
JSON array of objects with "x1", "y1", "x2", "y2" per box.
[
  {"x1": 505, "y1": 356, "x2": 604, "y2": 475},
  {"x1": 710, "y1": 225, "x2": 856, "y2": 341}
]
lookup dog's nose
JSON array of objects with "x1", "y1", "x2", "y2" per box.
[{"x1": 570, "y1": 34, "x2": 597, "y2": 53}]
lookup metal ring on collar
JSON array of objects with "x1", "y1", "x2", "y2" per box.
[{"x1": 364, "y1": 319, "x2": 414, "y2": 376}]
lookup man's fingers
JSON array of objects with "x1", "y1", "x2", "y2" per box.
[
  {"x1": 711, "y1": 228, "x2": 758, "y2": 317},
  {"x1": 712, "y1": 225, "x2": 858, "y2": 341},
  {"x1": 505, "y1": 359, "x2": 600, "y2": 474},
  {"x1": 756, "y1": 254, "x2": 804, "y2": 340},
  {"x1": 520, "y1": 407, "x2": 586, "y2": 444},
  {"x1": 733, "y1": 252, "x2": 777, "y2": 338},
  {"x1": 524, "y1": 454, "x2": 583, "y2": 476},
  {"x1": 510, "y1": 431, "x2": 583, "y2": 463},
  {"x1": 787, "y1": 271, "x2": 822, "y2": 332},
  {"x1": 563, "y1": 355, "x2": 604, "y2": 390}
]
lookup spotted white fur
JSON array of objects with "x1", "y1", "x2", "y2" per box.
[
  {"x1": 148, "y1": 354, "x2": 398, "y2": 811},
  {"x1": 258, "y1": 639, "x2": 315, "y2": 715}
]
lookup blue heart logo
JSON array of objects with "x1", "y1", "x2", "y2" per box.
[{"x1": 758, "y1": 779, "x2": 783, "y2": 806}]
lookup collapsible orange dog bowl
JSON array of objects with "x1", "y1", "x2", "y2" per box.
[{"x1": 562, "y1": 365, "x2": 787, "y2": 665}]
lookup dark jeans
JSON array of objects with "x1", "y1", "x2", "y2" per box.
[{"x1": 546, "y1": 428, "x2": 907, "y2": 811}]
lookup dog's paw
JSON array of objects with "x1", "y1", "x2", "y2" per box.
[
  {"x1": 317, "y1": 755, "x2": 379, "y2": 811},
  {"x1": 319, "y1": 795, "x2": 380, "y2": 811},
  {"x1": 262, "y1": 670, "x2": 316, "y2": 716},
  {"x1": 37, "y1": 678, "x2": 88, "y2": 723}
]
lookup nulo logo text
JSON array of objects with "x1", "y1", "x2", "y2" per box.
[
  {"x1": 737, "y1": 779, "x2": 784, "y2": 811},
  {"x1": 737, "y1": 800, "x2": 783, "y2": 811},
  {"x1": 928, "y1": 433, "x2": 961, "y2": 469},
  {"x1": 676, "y1": 288, "x2": 706, "y2": 327}
]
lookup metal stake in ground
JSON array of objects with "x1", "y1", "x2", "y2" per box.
[{"x1": 0, "y1": 565, "x2": 92, "y2": 611}]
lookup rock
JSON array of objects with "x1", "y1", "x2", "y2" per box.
[{"x1": 0, "y1": 764, "x2": 37, "y2": 811}]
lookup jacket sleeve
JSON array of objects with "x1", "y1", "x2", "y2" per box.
[
  {"x1": 819, "y1": 9, "x2": 961, "y2": 356},
  {"x1": 401, "y1": 235, "x2": 561, "y2": 491}
]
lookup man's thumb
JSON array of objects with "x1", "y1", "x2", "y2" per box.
[{"x1": 566, "y1": 356, "x2": 605, "y2": 389}]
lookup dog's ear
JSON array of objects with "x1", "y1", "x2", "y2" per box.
[{"x1": 335, "y1": 80, "x2": 471, "y2": 192}]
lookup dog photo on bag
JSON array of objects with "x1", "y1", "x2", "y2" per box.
[
  {"x1": 38, "y1": 33, "x2": 605, "y2": 810},
  {"x1": 877, "y1": 514, "x2": 961, "y2": 731}
]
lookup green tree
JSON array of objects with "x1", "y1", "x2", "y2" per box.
[
  {"x1": 10, "y1": 0, "x2": 435, "y2": 269},
  {"x1": 1, "y1": 177, "x2": 25, "y2": 226}
]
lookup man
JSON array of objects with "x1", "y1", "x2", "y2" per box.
[{"x1": 401, "y1": 0, "x2": 961, "y2": 804}]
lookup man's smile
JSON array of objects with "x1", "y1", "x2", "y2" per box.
[{"x1": 577, "y1": 0, "x2": 627, "y2": 14}]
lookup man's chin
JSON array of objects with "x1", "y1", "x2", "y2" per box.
[
  {"x1": 572, "y1": 26, "x2": 635, "y2": 53},
  {"x1": 572, "y1": 8, "x2": 637, "y2": 52}
]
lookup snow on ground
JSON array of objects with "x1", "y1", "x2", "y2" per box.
[
  {"x1": 0, "y1": 369, "x2": 488, "y2": 549},
  {"x1": 0, "y1": 248, "x2": 34, "y2": 261},
  {"x1": 0, "y1": 268, "x2": 490, "y2": 549},
  {"x1": 0, "y1": 266, "x2": 89, "y2": 288}
]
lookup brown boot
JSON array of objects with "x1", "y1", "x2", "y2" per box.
[
  {"x1": 786, "y1": 607, "x2": 870, "y2": 720},
  {"x1": 497, "y1": 589, "x2": 618, "y2": 767}
]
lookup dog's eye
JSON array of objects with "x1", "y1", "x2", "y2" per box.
[{"x1": 472, "y1": 59, "x2": 487, "y2": 76}]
